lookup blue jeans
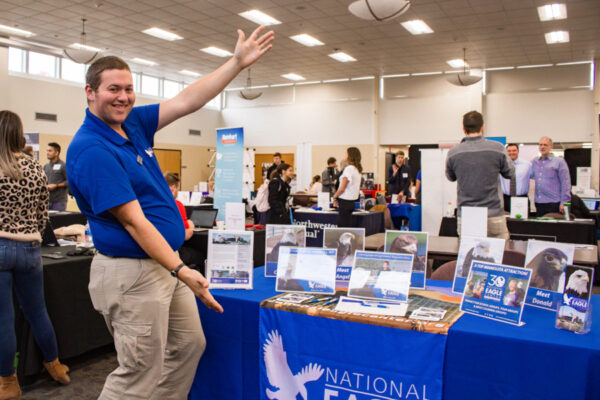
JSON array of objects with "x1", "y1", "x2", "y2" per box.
[{"x1": 0, "y1": 238, "x2": 59, "y2": 376}]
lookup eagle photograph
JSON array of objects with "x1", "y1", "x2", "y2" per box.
[
  {"x1": 385, "y1": 231, "x2": 428, "y2": 273},
  {"x1": 456, "y1": 236, "x2": 505, "y2": 278},
  {"x1": 564, "y1": 266, "x2": 593, "y2": 298},
  {"x1": 323, "y1": 228, "x2": 365, "y2": 267},
  {"x1": 265, "y1": 225, "x2": 306, "y2": 264},
  {"x1": 524, "y1": 241, "x2": 574, "y2": 292}
]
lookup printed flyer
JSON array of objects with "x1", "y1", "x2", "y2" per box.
[
  {"x1": 348, "y1": 251, "x2": 413, "y2": 302},
  {"x1": 206, "y1": 230, "x2": 254, "y2": 289},
  {"x1": 555, "y1": 265, "x2": 594, "y2": 334},
  {"x1": 275, "y1": 247, "x2": 337, "y2": 294},
  {"x1": 385, "y1": 230, "x2": 428, "y2": 288},
  {"x1": 323, "y1": 227, "x2": 365, "y2": 290},
  {"x1": 264, "y1": 225, "x2": 306, "y2": 277}
]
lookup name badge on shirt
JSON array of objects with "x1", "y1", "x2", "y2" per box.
[
  {"x1": 137, "y1": 155, "x2": 143, "y2": 165},
  {"x1": 402, "y1": 173, "x2": 408, "y2": 178},
  {"x1": 53, "y1": 164, "x2": 61, "y2": 171}
]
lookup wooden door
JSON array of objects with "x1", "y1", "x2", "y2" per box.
[
  {"x1": 154, "y1": 148, "x2": 182, "y2": 178},
  {"x1": 254, "y1": 153, "x2": 295, "y2": 190}
]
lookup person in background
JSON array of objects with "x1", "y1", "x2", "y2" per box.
[
  {"x1": 500, "y1": 143, "x2": 531, "y2": 212},
  {"x1": 266, "y1": 152, "x2": 282, "y2": 181},
  {"x1": 267, "y1": 163, "x2": 293, "y2": 224},
  {"x1": 530, "y1": 136, "x2": 571, "y2": 216},
  {"x1": 67, "y1": 24, "x2": 273, "y2": 399},
  {"x1": 387, "y1": 150, "x2": 411, "y2": 200},
  {"x1": 43, "y1": 142, "x2": 68, "y2": 211},
  {"x1": 0, "y1": 111, "x2": 71, "y2": 400},
  {"x1": 23, "y1": 145, "x2": 34, "y2": 157},
  {"x1": 446, "y1": 111, "x2": 514, "y2": 239},
  {"x1": 307, "y1": 175, "x2": 322, "y2": 195},
  {"x1": 333, "y1": 147, "x2": 363, "y2": 227},
  {"x1": 321, "y1": 157, "x2": 339, "y2": 195},
  {"x1": 414, "y1": 170, "x2": 422, "y2": 204}
]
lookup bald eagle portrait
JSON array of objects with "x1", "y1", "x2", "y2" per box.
[
  {"x1": 335, "y1": 232, "x2": 356, "y2": 266},
  {"x1": 389, "y1": 234, "x2": 425, "y2": 272},
  {"x1": 267, "y1": 230, "x2": 298, "y2": 263},
  {"x1": 565, "y1": 269, "x2": 590, "y2": 297},
  {"x1": 460, "y1": 241, "x2": 495, "y2": 278},
  {"x1": 527, "y1": 248, "x2": 568, "y2": 291}
]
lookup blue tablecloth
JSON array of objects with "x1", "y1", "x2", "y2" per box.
[
  {"x1": 190, "y1": 268, "x2": 600, "y2": 400},
  {"x1": 387, "y1": 203, "x2": 422, "y2": 231}
]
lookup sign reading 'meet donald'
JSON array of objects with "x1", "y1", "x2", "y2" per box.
[{"x1": 214, "y1": 127, "x2": 244, "y2": 220}]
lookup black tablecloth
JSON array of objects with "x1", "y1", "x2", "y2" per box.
[
  {"x1": 15, "y1": 247, "x2": 112, "y2": 383},
  {"x1": 439, "y1": 217, "x2": 597, "y2": 244},
  {"x1": 48, "y1": 212, "x2": 87, "y2": 229},
  {"x1": 182, "y1": 228, "x2": 266, "y2": 268}
]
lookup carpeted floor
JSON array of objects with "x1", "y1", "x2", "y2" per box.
[{"x1": 20, "y1": 348, "x2": 116, "y2": 400}]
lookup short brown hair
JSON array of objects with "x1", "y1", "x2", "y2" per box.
[
  {"x1": 327, "y1": 157, "x2": 336, "y2": 165},
  {"x1": 396, "y1": 150, "x2": 405, "y2": 156},
  {"x1": 164, "y1": 172, "x2": 180, "y2": 187},
  {"x1": 273, "y1": 152, "x2": 282, "y2": 158},
  {"x1": 463, "y1": 111, "x2": 484, "y2": 134},
  {"x1": 506, "y1": 143, "x2": 519, "y2": 150},
  {"x1": 86, "y1": 56, "x2": 131, "y2": 91}
]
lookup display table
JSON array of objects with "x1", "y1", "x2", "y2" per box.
[
  {"x1": 16, "y1": 246, "x2": 112, "y2": 384},
  {"x1": 292, "y1": 209, "x2": 385, "y2": 246},
  {"x1": 387, "y1": 203, "x2": 422, "y2": 231},
  {"x1": 48, "y1": 211, "x2": 87, "y2": 228},
  {"x1": 190, "y1": 268, "x2": 600, "y2": 400},
  {"x1": 439, "y1": 216, "x2": 597, "y2": 244}
]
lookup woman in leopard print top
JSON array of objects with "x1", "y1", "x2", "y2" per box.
[{"x1": 0, "y1": 111, "x2": 71, "y2": 397}]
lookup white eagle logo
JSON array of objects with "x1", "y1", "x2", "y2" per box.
[{"x1": 263, "y1": 330, "x2": 324, "y2": 400}]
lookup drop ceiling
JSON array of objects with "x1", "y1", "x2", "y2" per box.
[{"x1": 1, "y1": 0, "x2": 598, "y2": 87}]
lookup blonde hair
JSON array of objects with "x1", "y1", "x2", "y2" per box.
[{"x1": 0, "y1": 111, "x2": 26, "y2": 180}]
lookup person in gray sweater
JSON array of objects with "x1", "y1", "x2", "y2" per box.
[{"x1": 445, "y1": 111, "x2": 514, "y2": 239}]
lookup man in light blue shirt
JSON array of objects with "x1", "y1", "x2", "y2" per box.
[
  {"x1": 500, "y1": 143, "x2": 531, "y2": 212},
  {"x1": 530, "y1": 136, "x2": 571, "y2": 216}
]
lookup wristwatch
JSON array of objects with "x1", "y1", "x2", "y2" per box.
[{"x1": 171, "y1": 263, "x2": 186, "y2": 278}]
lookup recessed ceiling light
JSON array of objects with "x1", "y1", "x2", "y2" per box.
[
  {"x1": 516, "y1": 64, "x2": 553, "y2": 69},
  {"x1": 411, "y1": 71, "x2": 442, "y2": 76},
  {"x1": 400, "y1": 20, "x2": 433, "y2": 35},
  {"x1": 201, "y1": 47, "x2": 233, "y2": 57},
  {"x1": 179, "y1": 70, "x2": 201, "y2": 77},
  {"x1": 555, "y1": 61, "x2": 591, "y2": 66},
  {"x1": 484, "y1": 66, "x2": 515, "y2": 71},
  {"x1": 238, "y1": 10, "x2": 281, "y2": 26},
  {"x1": 328, "y1": 52, "x2": 356, "y2": 62},
  {"x1": 289, "y1": 34, "x2": 324, "y2": 47},
  {"x1": 351, "y1": 76, "x2": 375, "y2": 81},
  {"x1": 382, "y1": 73, "x2": 410, "y2": 78},
  {"x1": 323, "y1": 78, "x2": 349, "y2": 83},
  {"x1": 537, "y1": 4, "x2": 567, "y2": 21},
  {"x1": 142, "y1": 27, "x2": 183, "y2": 41},
  {"x1": 270, "y1": 83, "x2": 294, "y2": 87},
  {"x1": 545, "y1": 31, "x2": 569, "y2": 44},
  {"x1": 281, "y1": 73, "x2": 305, "y2": 81},
  {"x1": 0, "y1": 24, "x2": 34, "y2": 37},
  {"x1": 131, "y1": 57, "x2": 157, "y2": 66},
  {"x1": 538, "y1": 87, "x2": 552, "y2": 91},
  {"x1": 447, "y1": 59, "x2": 467, "y2": 68},
  {"x1": 295, "y1": 80, "x2": 321, "y2": 85},
  {"x1": 69, "y1": 43, "x2": 102, "y2": 53}
]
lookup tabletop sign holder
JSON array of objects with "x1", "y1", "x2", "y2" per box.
[
  {"x1": 385, "y1": 230, "x2": 429, "y2": 289},
  {"x1": 555, "y1": 265, "x2": 595, "y2": 334},
  {"x1": 275, "y1": 247, "x2": 337, "y2": 294},
  {"x1": 264, "y1": 225, "x2": 306, "y2": 277},
  {"x1": 323, "y1": 227, "x2": 365, "y2": 291},
  {"x1": 206, "y1": 230, "x2": 254, "y2": 289}
]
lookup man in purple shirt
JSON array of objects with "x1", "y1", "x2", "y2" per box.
[{"x1": 530, "y1": 136, "x2": 571, "y2": 216}]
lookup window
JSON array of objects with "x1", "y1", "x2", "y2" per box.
[
  {"x1": 8, "y1": 47, "x2": 25, "y2": 72},
  {"x1": 61, "y1": 58, "x2": 85, "y2": 83},
  {"x1": 28, "y1": 51, "x2": 57, "y2": 78},
  {"x1": 141, "y1": 74, "x2": 160, "y2": 97},
  {"x1": 163, "y1": 79, "x2": 181, "y2": 98},
  {"x1": 132, "y1": 72, "x2": 141, "y2": 92}
]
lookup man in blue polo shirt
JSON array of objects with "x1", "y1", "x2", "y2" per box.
[{"x1": 67, "y1": 26, "x2": 274, "y2": 400}]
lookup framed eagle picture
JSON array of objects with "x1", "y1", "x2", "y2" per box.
[
  {"x1": 323, "y1": 227, "x2": 365, "y2": 291},
  {"x1": 452, "y1": 236, "x2": 506, "y2": 294},
  {"x1": 524, "y1": 240, "x2": 575, "y2": 311},
  {"x1": 384, "y1": 231, "x2": 429, "y2": 289}
]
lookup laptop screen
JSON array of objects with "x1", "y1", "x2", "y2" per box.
[{"x1": 190, "y1": 209, "x2": 218, "y2": 228}]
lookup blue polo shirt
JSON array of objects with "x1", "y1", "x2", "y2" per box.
[{"x1": 67, "y1": 105, "x2": 184, "y2": 258}]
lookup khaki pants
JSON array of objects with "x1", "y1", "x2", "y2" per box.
[
  {"x1": 89, "y1": 254, "x2": 205, "y2": 400},
  {"x1": 457, "y1": 215, "x2": 510, "y2": 240}
]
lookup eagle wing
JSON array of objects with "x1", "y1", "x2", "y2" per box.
[
  {"x1": 295, "y1": 362, "x2": 324, "y2": 384},
  {"x1": 263, "y1": 330, "x2": 295, "y2": 390}
]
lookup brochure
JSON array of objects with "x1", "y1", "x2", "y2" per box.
[
  {"x1": 348, "y1": 251, "x2": 413, "y2": 302},
  {"x1": 452, "y1": 236, "x2": 505, "y2": 294},
  {"x1": 524, "y1": 240, "x2": 575, "y2": 310},
  {"x1": 264, "y1": 225, "x2": 306, "y2": 277},
  {"x1": 385, "y1": 230, "x2": 428, "y2": 288},
  {"x1": 460, "y1": 261, "x2": 531, "y2": 326},
  {"x1": 206, "y1": 230, "x2": 254, "y2": 289},
  {"x1": 555, "y1": 265, "x2": 595, "y2": 334},
  {"x1": 275, "y1": 247, "x2": 337, "y2": 294},
  {"x1": 335, "y1": 296, "x2": 408, "y2": 317},
  {"x1": 323, "y1": 227, "x2": 365, "y2": 290},
  {"x1": 460, "y1": 206, "x2": 487, "y2": 237},
  {"x1": 225, "y1": 202, "x2": 245, "y2": 231},
  {"x1": 317, "y1": 192, "x2": 330, "y2": 210},
  {"x1": 510, "y1": 197, "x2": 528, "y2": 219}
]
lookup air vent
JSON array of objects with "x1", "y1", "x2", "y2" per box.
[
  {"x1": 189, "y1": 129, "x2": 201, "y2": 136},
  {"x1": 35, "y1": 112, "x2": 57, "y2": 122}
]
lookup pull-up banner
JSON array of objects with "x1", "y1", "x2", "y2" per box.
[{"x1": 214, "y1": 127, "x2": 244, "y2": 221}]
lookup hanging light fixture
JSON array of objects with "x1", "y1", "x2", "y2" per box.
[
  {"x1": 64, "y1": 18, "x2": 100, "y2": 64},
  {"x1": 446, "y1": 48, "x2": 482, "y2": 86},
  {"x1": 239, "y1": 69, "x2": 263, "y2": 100},
  {"x1": 348, "y1": 0, "x2": 410, "y2": 22}
]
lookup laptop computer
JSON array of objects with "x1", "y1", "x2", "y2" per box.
[
  {"x1": 190, "y1": 209, "x2": 218, "y2": 232},
  {"x1": 580, "y1": 198, "x2": 599, "y2": 211}
]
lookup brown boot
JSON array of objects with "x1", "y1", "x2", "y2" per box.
[
  {"x1": 42, "y1": 358, "x2": 70, "y2": 385},
  {"x1": 0, "y1": 373, "x2": 21, "y2": 400}
]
